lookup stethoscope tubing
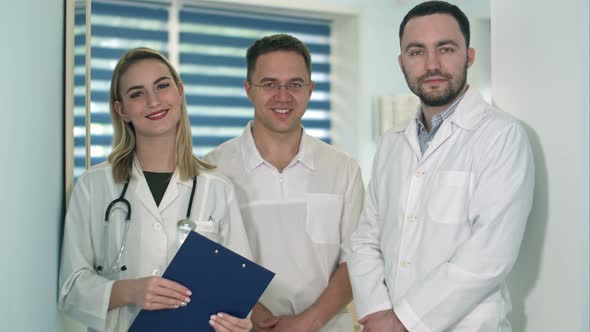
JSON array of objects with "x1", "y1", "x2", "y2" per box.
[
  {"x1": 98, "y1": 181, "x2": 131, "y2": 275},
  {"x1": 97, "y1": 176, "x2": 197, "y2": 276}
]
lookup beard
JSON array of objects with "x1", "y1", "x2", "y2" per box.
[{"x1": 402, "y1": 63, "x2": 468, "y2": 107}]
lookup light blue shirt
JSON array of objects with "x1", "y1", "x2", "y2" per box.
[{"x1": 416, "y1": 96, "x2": 463, "y2": 153}]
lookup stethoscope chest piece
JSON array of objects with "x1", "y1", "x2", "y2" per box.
[
  {"x1": 176, "y1": 176, "x2": 198, "y2": 246},
  {"x1": 177, "y1": 218, "x2": 196, "y2": 247},
  {"x1": 177, "y1": 218, "x2": 196, "y2": 232}
]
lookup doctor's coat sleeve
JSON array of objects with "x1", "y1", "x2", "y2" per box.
[
  {"x1": 58, "y1": 176, "x2": 115, "y2": 331},
  {"x1": 216, "y1": 178, "x2": 253, "y2": 261},
  {"x1": 393, "y1": 121, "x2": 535, "y2": 331},
  {"x1": 347, "y1": 134, "x2": 395, "y2": 318},
  {"x1": 338, "y1": 161, "x2": 365, "y2": 265}
]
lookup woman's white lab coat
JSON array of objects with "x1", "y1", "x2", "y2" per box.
[{"x1": 58, "y1": 158, "x2": 252, "y2": 331}]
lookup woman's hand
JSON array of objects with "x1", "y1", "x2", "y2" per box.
[
  {"x1": 209, "y1": 313, "x2": 253, "y2": 332},
  {"x1": 109, "y1": 276, "x2": 192, "y2": 310}
]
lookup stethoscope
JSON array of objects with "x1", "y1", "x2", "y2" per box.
[{"x1": 95, "y1": 176, "x2": 198, "y2": 276}]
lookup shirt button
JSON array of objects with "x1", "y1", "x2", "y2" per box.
[
  {"x1": 427, "y1": 141, "x2": 432, "y2": 146},
  {"x1": 153, "y1": 223, "x2": 162, "y2": 230},
  {"x1": 407, "y1": 214, "x2": 417, "y2": 222},
  {"x1": 152, "y1": 269, "x2": 160, "y2": 276},
  {"x1": 400, "y1": 260, "x2": 411, "y2": 268},
  {"x1": 415, "y1": 169, "x2": 425, "y2": 177}
]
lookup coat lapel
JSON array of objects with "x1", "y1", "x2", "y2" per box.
[
  {"x1": 403, "y1": 115, "x2": 423, "y2": 161},
  {"x1": 420, "y1": 118, "x2": 454, "y2": 163},
  {"x1": 158, "y1": 171, "x2": 182, "y2": 214},
  {"x1": 418, "y1": 87, "x2": 486, "y2": 163}
]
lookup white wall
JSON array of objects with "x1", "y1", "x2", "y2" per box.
[
  {"x1": 583, "y1": 4, "x2": 590, "y2": 329},
  {"x1": 492, "y1": 0, "x2": 589, "y2": 331},
  {"x1": 0, "y1": 0, "x2": 64, "y2": 331}
]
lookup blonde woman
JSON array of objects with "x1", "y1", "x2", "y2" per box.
[{"x1": 59, "y1": 47, "x2": 253, "y2": 332}]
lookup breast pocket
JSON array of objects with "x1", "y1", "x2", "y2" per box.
[
  {"x1": 305, "y1": 193, "x2": 343, "y2": 245},
  {"x1": 195, "y1": 219, "x2": 220, "y2": 243},
  {"x1": 428, "y1": 171, "x2": 472, "y2": 224}
]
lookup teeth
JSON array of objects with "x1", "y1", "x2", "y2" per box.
[
  {"x1": 273, "y1": 109, "x2": 290, "y2": 114},
  {"x1": 147, "y1": 110, "x2": 167, "y2": 118}
]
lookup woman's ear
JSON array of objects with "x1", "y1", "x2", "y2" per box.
[
  {"x1": 114, "y1": 100, "x2": 130, "y2": 123},
  {"x1": 177, "y1": 80, "x2": 184, "y2": 97}
]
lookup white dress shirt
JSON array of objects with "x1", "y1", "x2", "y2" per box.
[
  {"x1": 205, "y1": 122, "x2": 364, "y2": 332},
  {"x1": 348, "y1": 88, "x2": 535, "y2": 332},
  {"x1": 59, "y1": 158, "x2": 251, "y2": 331}
]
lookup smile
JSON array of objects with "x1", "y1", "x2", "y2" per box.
[
  {"x1": 272, "y1": 109, "x2": 291, "y2": 114},
  {"x1": 145, "y1": 109, "x2": 169, "y2": 120}
]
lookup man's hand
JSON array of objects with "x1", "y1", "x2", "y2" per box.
[
  {"x1": 359, "y1": 309, "x2": 407, "y2": 332},
  {"x1": 265, "y1": 314, "x2": 322, "y2": 332},
  {"x1": 251, "y1": 302, "x2": 279, "y2": 332}
]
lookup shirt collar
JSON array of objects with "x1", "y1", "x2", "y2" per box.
[
  {"x1": 240, "y1": 121, "x2": 265, "y2": 171},
  {"x1": 410, "y1": 86, "x2": 486, "y2": 132},
  {"x1": 296, "y1": 131, "x2": 315, "y2": 170},
  {"x1": 416, "y1": 93, "x2": 463, "y2": 133},
  {"x1": 240, "y1": 121, "x2": 315, "y2": 172}
]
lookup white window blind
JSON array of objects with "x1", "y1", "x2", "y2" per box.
[
  {"x1": 74, "y1": 1, "x2": 169, "y2": 177},
  {"x1": 74, "y1": 0, "x2": 332, "y2": 178}
]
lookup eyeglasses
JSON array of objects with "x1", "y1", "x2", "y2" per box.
[{"x1": 249, "y1": 81, "x2": 313, "y2": 93}]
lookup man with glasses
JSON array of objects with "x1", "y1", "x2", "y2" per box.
[{"x1": 205, "y1": 34, "x2": 364, "y2": 331}]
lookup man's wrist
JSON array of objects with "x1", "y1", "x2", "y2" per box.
[
  {"x1": 300, "y1": 307, "x2": 326, "y2": 330},
  {"x1": 251, "y1": 303, "x2": 274, "y2": 323}
]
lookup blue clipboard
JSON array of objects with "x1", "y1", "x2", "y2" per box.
[{"x1": 129, "y1": 231, "x2": 274, "y2": 331}]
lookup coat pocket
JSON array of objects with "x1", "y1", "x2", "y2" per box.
[
  {"x1": 305, "y1": 193, "x2": 344, "y2": 244},
  {"x1": 427, "y1": 171, "x2": 472, "y2": 224},
  {"x1": 195, "y1": 219, "x2": 220, "y2": 243}
]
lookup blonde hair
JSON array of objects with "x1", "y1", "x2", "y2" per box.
[{"x1": 108, "y1": 47, "x2": 214, "y2": 183}]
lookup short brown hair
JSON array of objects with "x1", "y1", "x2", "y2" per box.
[{"x1": 246, "y1": 34, "x2": 312, "y2": 81}]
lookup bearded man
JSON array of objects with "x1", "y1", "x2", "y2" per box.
[{"x1": 348, "y1": 2, "x2": 535, "y2": 331}]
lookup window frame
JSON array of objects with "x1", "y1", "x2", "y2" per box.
[{"x1": 65, "y1": 0, "x2": 360, "y2": 191}]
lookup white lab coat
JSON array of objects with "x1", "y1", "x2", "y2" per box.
[
  {"x1": 348, "y1": 88, "x2": 534, "y2": 332},
  {"x1": 205, "y1": 123, "x2": 364, "y2": 332},
  {"x1": 58, "y1": 158, "x2": 252, "y2": 332}
]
